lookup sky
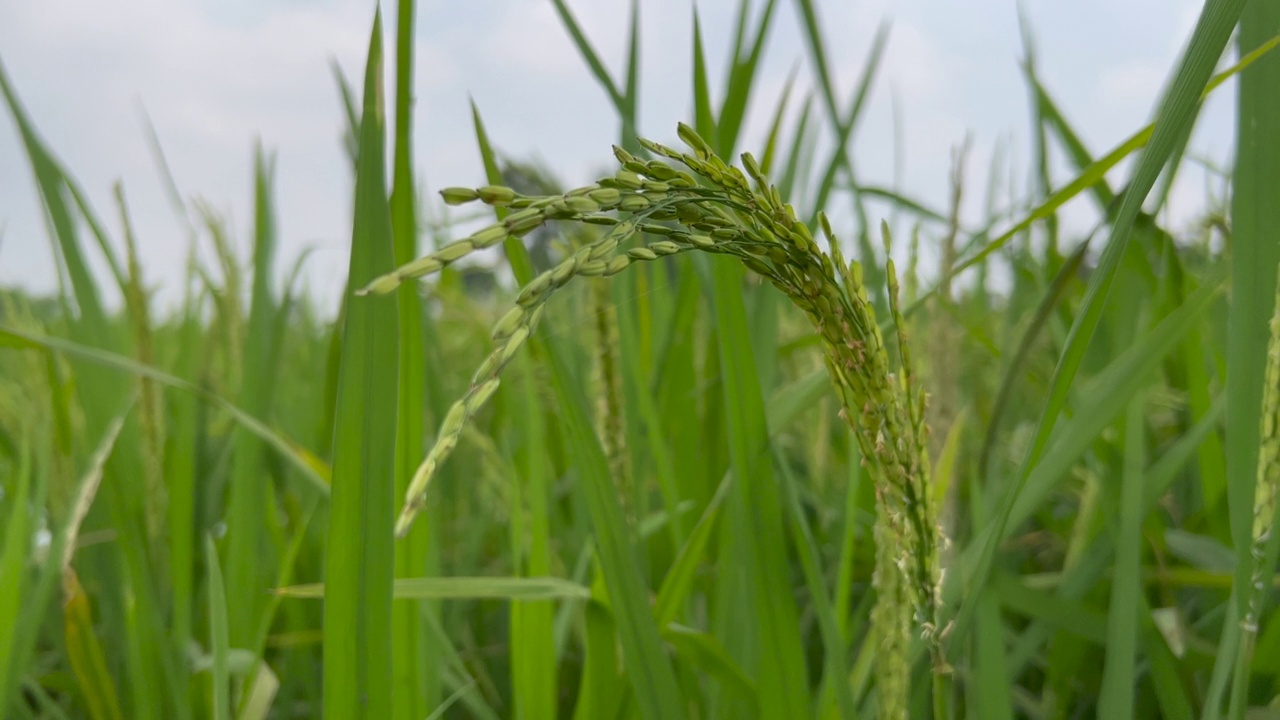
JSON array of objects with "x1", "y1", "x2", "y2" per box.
[{"x1": 0, "y1": 0, "x2": 1232, "y2": 315}]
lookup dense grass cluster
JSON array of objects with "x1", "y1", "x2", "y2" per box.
[{"x1": 3, "y1": 1, "x2": 1280, "y2": 719}]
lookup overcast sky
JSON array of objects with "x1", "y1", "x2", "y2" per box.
[{"x1": 0, "y1": 0, "x2": 1232, "y2": 314}]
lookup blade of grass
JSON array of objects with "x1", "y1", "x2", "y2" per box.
[
  {"x1": 850, "y1": 185, "x2": 951, "y2": 226},
  {"x1": 572, "y1": 572, "x2": 623, "y2": 720},
  {"x1": 548, "y1": 0, "x2": 624, "y2": 111},
  {"x1": 778, "y1": 96, "x2": 815, "y2": 201},
  {"x1": 692, "y1": 10, "x2": 715, "y2": 142},
  {"x1": 279, "y1": 576, "x2": 591, "y2": 601},
  {"x1": 1098, "y1": 395, "x2": 1148, "y2": 718},
  {"x1": 653, "y1": 475, "x2": 730, "y2": 626},
  {"x1": 323, "y1": 11, "x2": 399, "y2": 719},
  {"x1": 969, "y1": 478, "x2": 1014, "y2": 720},
  {"x1": 205, "y1": 537, "x2": 230, "y2": 720},
  {"x1": 63, "y1": 570, "x2": 125, "y2": 720},
  {"x1": 0, "y1": 441, "x2": 33, "y2": 713},
  {"x1": 663, "y1": 624, "x2": 758, "y2": 709},
  {"x1": 332, "y1": 60, "x2": 360, "y2": 169},
  {"x1": 1018, "y1": 8, "x2": 1061, "y2": 258},
  {"x1": 1220, "y1": 3, "x2": 1280, "y2": 717},
  {"x1": 807, "y1": 20, "x2": 890, "y2": 224},
  {"x1": 759, "y1": 63, "x2": 799, "y2": 176},
  {"x1": 226, "y1": 145, "x2": 279, "y2": 649},
  {"x1": 620, "y1": 0, "x2": 640, "y2": 148},
  {"x1": 775, "y1": 450, "x2": 857, "y2": 719},
  {"x1": 508, "y1": 358, "x2": 557, "y2": 720},
  {"x1": 388, "y1": 1, "x2": 436, "y2": 717},
  {"x1": 707, "y1": 256, "x2": 812, "y2": 719},
  {"x1": 790, "y1": 0, "x2": 838, "y2": 122},
  {"x1": 715, "y1": 0, "x2": 780, "y2": 156}
]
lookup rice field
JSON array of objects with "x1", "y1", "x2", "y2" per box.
[{"x1": 2, "y1": 1, "x2": 1279, "y2": 718}]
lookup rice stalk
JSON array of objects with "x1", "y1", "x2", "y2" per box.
[
  {"x1": 366, "y1": 124, "x2": 946, "y2": 709},
  {"x1": 113, "y1": 185, "x2": 165, "y2": 545}
]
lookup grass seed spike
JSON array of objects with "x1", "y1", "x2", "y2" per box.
[{"x1": 360, "y1": 123, "x2": 949, "y2": 689}]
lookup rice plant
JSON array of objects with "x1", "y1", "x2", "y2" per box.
[
  {"x1": 2, "y1": 0, "x2": 1279, "y2": 719},
  {"x1": 368, "y1": 125, "x2": 945, "y2": 715}
]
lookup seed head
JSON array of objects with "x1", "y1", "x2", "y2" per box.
[{"x1": 440, "y1": 187, "x2": 479, "y2": 205}]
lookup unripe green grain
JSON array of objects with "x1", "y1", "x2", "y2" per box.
[
  {"x1": 358, "y1": 273, "x2": 404, "y2": 296},
  {"x1": 588, "y1": 187, "x2": 622, "y2": 206},
  {"x1": 589, "y1": 237, "x2": 619, "y2": 259},
  {"x1": 466, "y1": 379, "x2": 501, "y2": 413},
  {"x1": 477, "y1": 185, "x2": 517, "y2": 205},
  {"x1": 439, "y1": 401, "x2": 467, "y2": 438},
  {"x1": 500, "y1": 325, "x2": 529, "y2": 366},
  {"x1": 470, "y1": 226, "x2": 509, "y2": 249},
  {"x1": 544, "y1": 199, "x2": 573, "y2": 218},
  {"x1": 551, "y1": 259, "x2": 577, "y2": 285},
  {"x1": 578, "y1": 260, "x2": 608, "y2": 276},
  {"x1": 677, "y1": 122, "x2": 713, "y2": 157},
  {"x1": 639, "y1": 223, "x2": 678, "y2": 236},
  {"x1": 472, "y1": 353, "x2": 500, "y2": 386},
  {"x1": 741, "y1": 152, "x2": 764, "y2": 185},
  {"x1": 492, "y1": 305, "x2": 526, "y2": 340},
  {"x1": 742, "y1": 257, "x2": 772, "y2": 277},
  {"x1": 440, "y1": 187, "x2": 479, "y2": 205},
  {"x1": 613, "y1": 171, "x2": 644, "y2": 190},
  {"x1": 402, "y1": 256, "x2": 443, "y2": 278},
  {"x1": 619, "y1": 195, "x2": 650, "y2": 212},
  {"x1": 565, "y1": 196, "x2": 600, "y2": 214},
  {"x1": 605, "y1": 256, "x2": 631, "y2": 275},
  {"x1": 677, "y1": 204, "x2": 706, "y2": 224},
  {"x1": 612, "y1": 145, "x2": 636, "y2": 165},
  {"x1": 517, "y1": 272, "x2": 554, "y2": 306}
]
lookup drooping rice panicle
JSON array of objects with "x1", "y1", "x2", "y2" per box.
[{"x1": 371, "y1": 125, "x2": 947, "y2": 690}]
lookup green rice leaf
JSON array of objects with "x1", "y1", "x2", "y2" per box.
[{"x1": 322, "y1": 11, "x2": 400, "y2": 718}]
